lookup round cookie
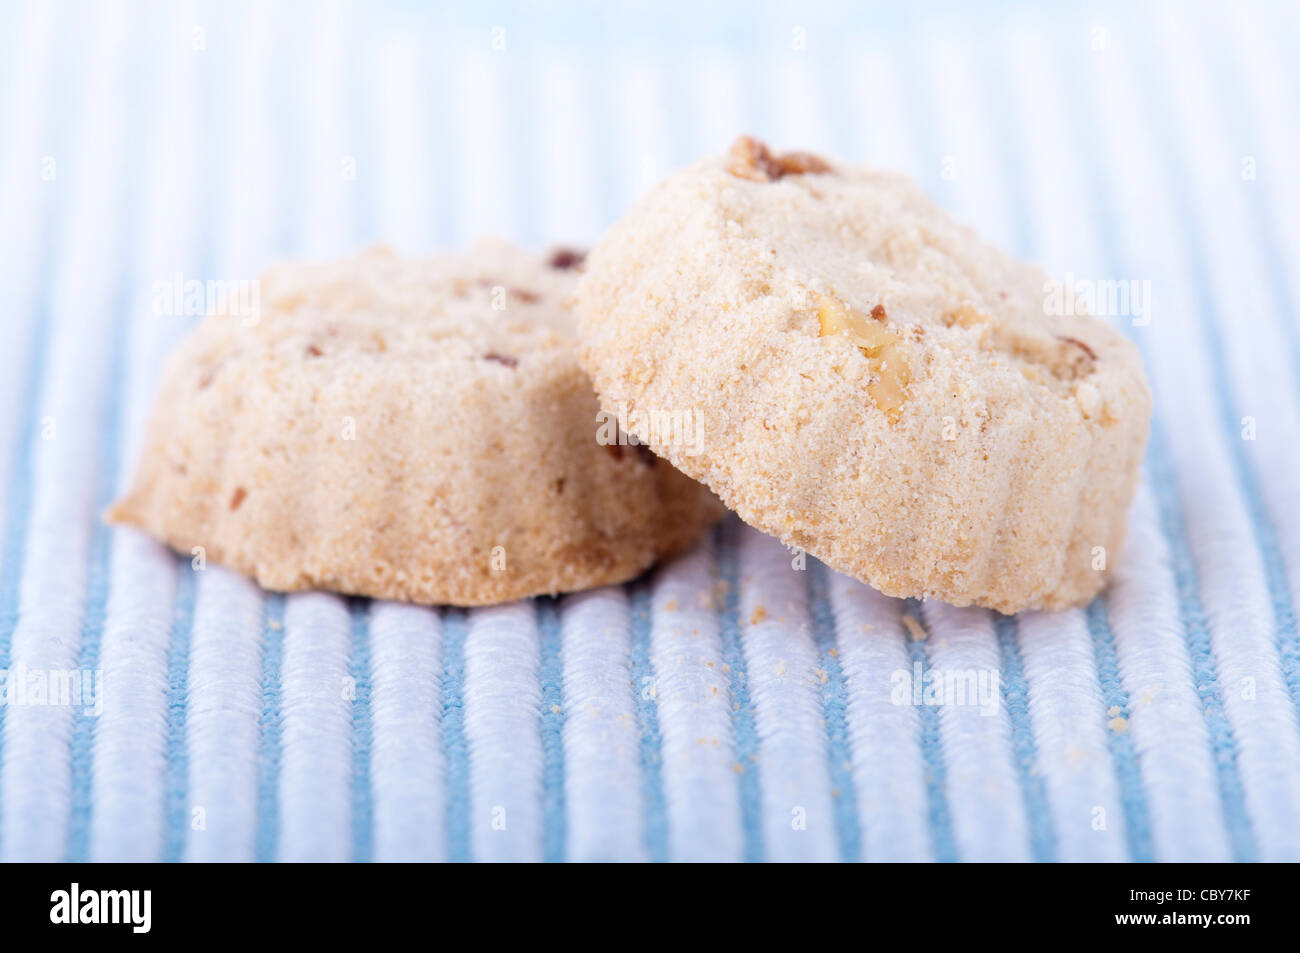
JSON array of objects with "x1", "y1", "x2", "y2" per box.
[
  {"x1": 108, "y1": 240, "x2": 724, "y2": 606},
  {"x1": 574, "y1": 136, "x2": 1151, "y2": 613}
]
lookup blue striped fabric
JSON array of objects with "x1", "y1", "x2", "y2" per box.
[{"x1": 0, "y1": 0, "x2": 1297, "y2": 862}]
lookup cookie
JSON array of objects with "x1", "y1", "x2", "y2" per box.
[
  {"x1": 108, "y1": 241, "x2": 724, "y2": 606},
  {"x1": 574, "y1": 136, "x2": 1151, "y2": 613}
]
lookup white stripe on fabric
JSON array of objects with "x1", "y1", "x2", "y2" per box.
[
  {"x1": 87, "y1": 0, "x2": 201, "y2": 863},
  {"x1": 1095, "y1": 32, "x2": 1300, "y2": 859},
  {"x1": 534, "y1": 53, "x2": 602, "y2": 249},
  {"x1": 181, "y1": 0, "x2": 282, "y2": 864},
  {"x1": 826, "y1": 573, "x2": 931, "y2": 862},
  {"x1": 276, "y1": 592, "x2": 355, "y2": 861},
  {"x1": 451, "y1": 51, "x2": 521, "y2": 246},
  {"x1": 372, "y1": 34, "x2": 438, "y2": 255},
  {"x1": 1107, "y1": 487, "x2": 1232, "y2": 860},
  {"x1": 463, "y1": 601, "x2": 544, "y2": 863},
  {"x1": 558, "y1": 588, "x2": 647, "y2": 862},
  {"x1": 0, "y1": 0, "x2": 57, "y2": 541},
  {"x1": 649, "y1": 536, "x2": 745, "y2": 862},
  {"x1": 736, "y1": 527, "x2": 838, "y2": 861},
  {"x1": 184, "y1": 568, "x2": 266, "y2": 861},
  {"x1": 368, "y1": 602, "x2": 444, "y2": 862},
  {"x1": 1218, "y1": 5, "x2": 1300, "y2": 325},
  {"x1": 922, "y1": 603, "x2": 1031, "y2": 862},
  {"x1": 0, "y1": 0, "x2": 129, "y2": 861},
  {"x1": 1015, "y1": 609, "x2": 1128, "y2": 861}
]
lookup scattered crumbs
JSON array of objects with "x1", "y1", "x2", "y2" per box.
[
  {"x1": 733, "y1": 702, "x2": 740, "y2": 712},
  {"x1": 664, "y1": 597, "x2": 678, "y2": 611},
  {"x1": 860, "y1": 623, "x2": 875, "y2": 633},
  {"x1": 828, "y1": 647, "x2": 838, "y2": 658},
  {"x1": 711, "y1": 578, "x2": 730, "y2": 606},
  {"x1": 750, "y1": 604, "x2": 768, "y2": 625},
  {"x1": 901, "y1": 612, "x2": 928, "y2": 642},
  {"x1": 831, "y1": 787, "x2": 841, "y2": 799},
  {"x1": 814, "y1": 667, "x2": 829, "y2": 684},
  {"x1": 550, "y1": 704, "x2": 562, "y2": 715},
  {"x1": 705, "y1": 660, "x2": 714, "y2": 667},
  {"x1": 1107, "y1": 705, "x2": 1121, "y2": 718},
  {"x1": 711, "y1": 686, "x2": 718, "y2": 697},
  {"x1": 774, "y1": 660, "x2": 788, "y2": 676},
  {"x1": 732, "y1": 762, "x2": 745, "y2": 774},
  {"x1": 268, "y1": 619, "x2": 283, "y2": 632},
  {"x1": 1108, "y1": 716, "x2": 1129, "y2": 734},
  {"x1": 721, "y1": 663, "x2": 731, "y2": 674}
]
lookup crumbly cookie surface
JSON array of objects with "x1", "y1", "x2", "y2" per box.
[
  {"x1": 575, "y1": 137, "x2": 1151, "y2": 613},
  {"x1": 109, "y1": 241, "x2": 723, "y2": 605}
]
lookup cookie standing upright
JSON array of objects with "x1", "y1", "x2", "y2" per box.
[
  {"x1": 575, "y1": 137, "x2": 1152, "y2": 613},
  {"x1": 108, "y1": 241, "x2": 723, "y2": 606}
]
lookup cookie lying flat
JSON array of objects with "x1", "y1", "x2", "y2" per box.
[
  {"x1": 575, "y1": 136, "x2": 1151, "y2": 614},
  {"x1": 108, "y1": 241, "x2": 723, "y2": 606}
]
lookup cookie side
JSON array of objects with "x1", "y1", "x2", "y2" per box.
[{"x1": 575, "y1": 142, "x2": 1151, "y2": 613}]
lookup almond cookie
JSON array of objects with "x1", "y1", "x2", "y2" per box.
[
  {"x1": 574, "y1": 137, "x2": 1151, "y2": 613},
  {"x1": 108, "y1": 241, "x2": 723, "y2": 606}
]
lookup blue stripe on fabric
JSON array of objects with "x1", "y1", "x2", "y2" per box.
[
  {"x1": 536, "y1": 597, "x2": 566, "y2": 862},
  {"x1": 1135, "y1": 44, "x2": 1300, "y2": 734},
  {"x1": 993, "y1": 614, "x2": 1056, "y2": 862},
  {"x1": 160, "y1": 556, "x2": 197, "y2": 861},
  {"x1": 254, "y1": 593, "x2": 285, "y2": 862},
  {"x1": 1063, "y1": 38, "x2": 1257, "y2": 864},
  {"x1": 1145, "y1": 422, "x2": 1256, "y2": 861},
  {"x1": 348, "y1": 598, "x2": 373, "y2": 862},
  {"x1": 1084, "y1": 596, "x2": 1155, "y2": 861},
  {"x1": 903, "y1": 598, "x2": 958, "y2": 862},
  {"x1": 64, "y1": 262, "x2": 132, "y2": 862},
  {"x1": 714, "y1": 519, "x2": 764, "y2": 862},
  {"x1": 440, "y1": 607, "x2": 471, "y2": 863},
  {"x1": 806, "y1": 559, "x2": 862, "y2": 862},
  {"x1": 627, "y1": 582, "x2": 669, "y2": 862}
]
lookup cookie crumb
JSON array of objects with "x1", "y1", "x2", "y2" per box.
[
  {"x1": 901, "y1": 612, "x2": 927, "y2": 642},
  {"x1": 1108, "y1": 716, "x2": 1129, "y2": 733},
  {"x1": 229, "y1": 487, "x2": 247, "y2": 511},
  {"x1": 749, "y1": 605, "x2": 768, "y2": 625}
]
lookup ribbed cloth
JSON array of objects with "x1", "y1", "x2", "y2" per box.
[{"x1": 0, "y1": 0, "x2": 1297, "y2": 861}]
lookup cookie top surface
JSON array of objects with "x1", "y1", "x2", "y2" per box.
[
  {"x1": 109, "y1": 241, "x2": 722, "y2": 606},
  {"x1": 575, "y1": 137, "x2": 1151, "y2": 613},
  {"x1": 202, "y1": 239, "x2": 587, "y2": 374}
]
